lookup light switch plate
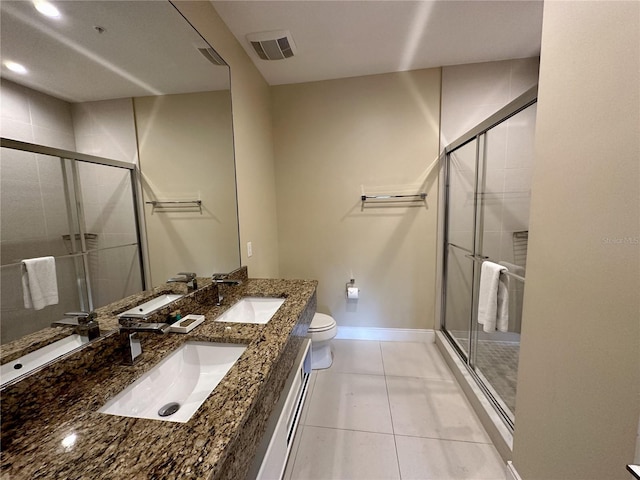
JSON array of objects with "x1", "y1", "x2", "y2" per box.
[{"x1": 247, "y1": 241, "x2": 253, "y2": 257}]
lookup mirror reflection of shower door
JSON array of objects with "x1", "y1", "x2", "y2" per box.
[
  {"x1": 0, "y1": 143, "x2": 146, "y2": 345},
  {"x1": 76, "y1": 161, "x2": 143, "y2": 308},
  {"x1": 0, "y1": 149, "x2": 88, "y2": 343}
]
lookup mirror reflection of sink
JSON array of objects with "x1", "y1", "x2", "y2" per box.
[
  {"x1": 0, "y1": 334, "x2": 87, "y2": 387},
  {"x1": 99, "y1": 341, "x2": 246, "y2": 423},
  {"x1": 215, "y1": 297, "x2": 285, "y2": 325},
  {"x1": 117, "y1": 294, "x2": 183, "y2": 319}
]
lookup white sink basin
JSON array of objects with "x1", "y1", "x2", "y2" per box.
[
  {"x1": 118, "y1": 294, "x2": 183, "y2": 319},
  {"x1": 99, "y1": 341, "x2": 246, "y2": 423},
  {"x1": 1, "y1": 334, "x2": 87, "y2": 387},
  {"x1": 215, "y1": 297, "x2": 285, "y2": 324}
]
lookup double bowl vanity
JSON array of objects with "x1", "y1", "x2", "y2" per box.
[{"x1": 0, "y1": 270, "x2": 317, "y2": 480}]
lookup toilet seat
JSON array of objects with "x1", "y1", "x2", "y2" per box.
[{"x1": 309, "y1": 313, "x2": 336, "y2": 332}]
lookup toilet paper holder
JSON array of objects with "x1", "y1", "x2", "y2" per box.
[{"x1": 346, "y1": 279, "x2": 359, "y2": 300}]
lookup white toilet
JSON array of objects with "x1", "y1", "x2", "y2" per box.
[{"x1": 308, "y1": 313, "x2": 337, "y2": 370}]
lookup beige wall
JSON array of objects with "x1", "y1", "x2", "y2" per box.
[
  {"x1": 174, "y1": 1, "x2": 280, "y2": 278},
  {"x1": 273, "y1": 70, "x2": 441, "y2": 329},
  {"x1": 513, "y1": 1, "x2": 640, "y2": 479},
  {"x1": 134, "y1": 91, "x2": 239, "y2": 284}
]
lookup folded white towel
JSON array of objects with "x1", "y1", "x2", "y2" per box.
[
  {"x1": 478, "y1": 261, "x2": 510, "y2": 333},
  {"x1": 21, "y1": 256, "x2": 59, "y2": 310}
]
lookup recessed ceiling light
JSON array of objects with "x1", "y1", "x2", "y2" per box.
[
  {"x1": 4, "y1": 61, "x2": 28, "y2": 75},
  {"x1": 33, "y1": 0, "x2": 60, "y2": 18}
]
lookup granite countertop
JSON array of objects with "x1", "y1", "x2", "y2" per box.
[{"x1": 0, "y1": 276, "x2": 317, "y2": 479}]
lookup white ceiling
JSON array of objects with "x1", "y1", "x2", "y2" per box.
[
  {"x1": 0, "y1": 1, "x2": 543, "y2": 102},
  {"x1": 212, "y1": 0, "x2": 544, "y2": 86},
  {"x1": 0, "y1": 1, "x2": 230, "y2": 103}
]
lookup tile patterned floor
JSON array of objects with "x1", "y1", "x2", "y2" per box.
[
  {"x1": 449, "y1": 330, "x2": 520, "y2": 419},
  {"x1": 283, "y1": 340, "x2": 506, "y2": 480},
  {"x1": 474, "y1": 341, "x2": 520, "y2": 414},
  {"x1": 449, "y1": 331, "x2": 520, "y2": 415}
]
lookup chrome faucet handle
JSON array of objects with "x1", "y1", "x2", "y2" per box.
[
  {"x1": 212, "y1": 274, "x2": 242, "y2": 306},
  {"x1": 53, "y1": 311, "x2": 100, "y2": 341},
  {"x1": 63, "y1": 311, "x2": 97, "y2": 324},
  {"x1": 118, "y1": 319, "x2": 171, "y2": 365},
  {"x1": 168, "y1": 272, "x2": 197, "y2": 290}
]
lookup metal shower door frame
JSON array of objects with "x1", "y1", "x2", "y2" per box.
[{"x1": 438, "y1": 86, "x2": 538, "y2": 431}]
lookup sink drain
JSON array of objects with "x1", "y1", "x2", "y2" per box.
[{"x1": 158, "y1": 402, "x2": 181, "y2": 417}]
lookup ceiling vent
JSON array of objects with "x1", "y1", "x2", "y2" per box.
[
  {"x1": 246, "y1": 30, "x2": 296, "y2": 60},
  {"x1": 197, "y1": 47, "x2": 227, "y2": 66}
]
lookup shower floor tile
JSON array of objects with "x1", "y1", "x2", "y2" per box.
[
  {"x1": 475, "y1": 340, "x2": 520, "y2": 413},
  {"x1": 450, "y1": 330, "x2": 520, "y2": 414}
]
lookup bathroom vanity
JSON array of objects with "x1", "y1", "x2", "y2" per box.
[{"x1": 0, "y1": 270, "x2": 317, "y2": 479}]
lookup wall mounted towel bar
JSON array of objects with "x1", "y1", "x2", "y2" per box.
[
  {"x1": 145, "y1": 200, "x2": 202, "y2": 206},
  {"x1": 464, "y1": 253, "x2": 526, "y2": 283},
  {"x1": 361, "y1": 193, "x2": 427, "y2": 202},
  {"x1": 2, "y1": 242, "x2": 138, "y2": 269},
  {"x1": 146, "y1": 200, "x2": 202, "y2": 213}
]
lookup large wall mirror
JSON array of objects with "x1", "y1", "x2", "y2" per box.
[{"x1": 0, "y1": 1, "x2": 240, "y2": 350}]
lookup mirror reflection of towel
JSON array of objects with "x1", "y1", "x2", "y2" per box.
[
  {"x1": 478, "y1": 261, "x2": 509, "y2": 333},
  {"x1": 21, "y1": 256, "x2": 59, "y2": 310}
]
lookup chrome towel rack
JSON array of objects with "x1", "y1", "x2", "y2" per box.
[
  {"x1": 464, "y1": 253, "x2": 526, "y2": 283},
  {"x1": 146, "y1": 200, "x2": 202, "y2": 213},
  {"x1": 447, "y1": 243, "x2": 526, "y2": 283},
  {"x1": 361, "y1": 193, "x2": 427, "y2": 203}
]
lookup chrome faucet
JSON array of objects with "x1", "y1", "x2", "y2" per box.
[
  {"x1": 212, "y1": 273, "x2": 242, "y2": 306},
  {"x1": 51, "y1": 311, "x2": 100, "y2": 341},
  {"x1": 167, "y1": 272, "x2": 198, "y2": 291},
  {"x1": 118, "y1": 316, "x2": 171, "y2": 365}
]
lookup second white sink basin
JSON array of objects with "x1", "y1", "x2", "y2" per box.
[
  {"x1": 1, "y1": 334, "x2": 87, "y2": 387},
  {"x1": 215, "y1": 297, "x2": 285, "y2": 324},
  {"x1": 118, "y1": 294, "x2": 183, "y2": 319},
  {"x1": 99, "y1": 341, "x2": 246, "y2": 423}
]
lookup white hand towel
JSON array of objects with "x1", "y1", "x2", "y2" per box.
[
  {"x1": 478, "y1": 261, "x2": 510, "y2": 333},
  {"x1": 21, "y1": 256, "x2": 59, "y2": 310},
  {"x1": 499, "y1": 261, "x2": 524, "y2": 333}
]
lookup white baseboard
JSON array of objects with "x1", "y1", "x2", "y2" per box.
[
  {"x1": 335, "y1": 326, "x2": 434, "y2": 343},
  {"x1": 505, "y1": 461, "x2": 522, "y2": 480}
]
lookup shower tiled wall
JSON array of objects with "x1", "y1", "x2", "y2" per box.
[
  {"x1": 0, "y1": 79, "x2": 76, "y2": 151},
  {"x1": 72, "y1": 98, "x2": 138, "y2": 164}
]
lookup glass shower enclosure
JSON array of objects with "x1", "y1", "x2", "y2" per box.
[
  {"x1": 0, "y1": 138, "x2": 147, "y2": 344},
  {"x1": 440, "y1": 87, "x2": 537, "y2": 429}
]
